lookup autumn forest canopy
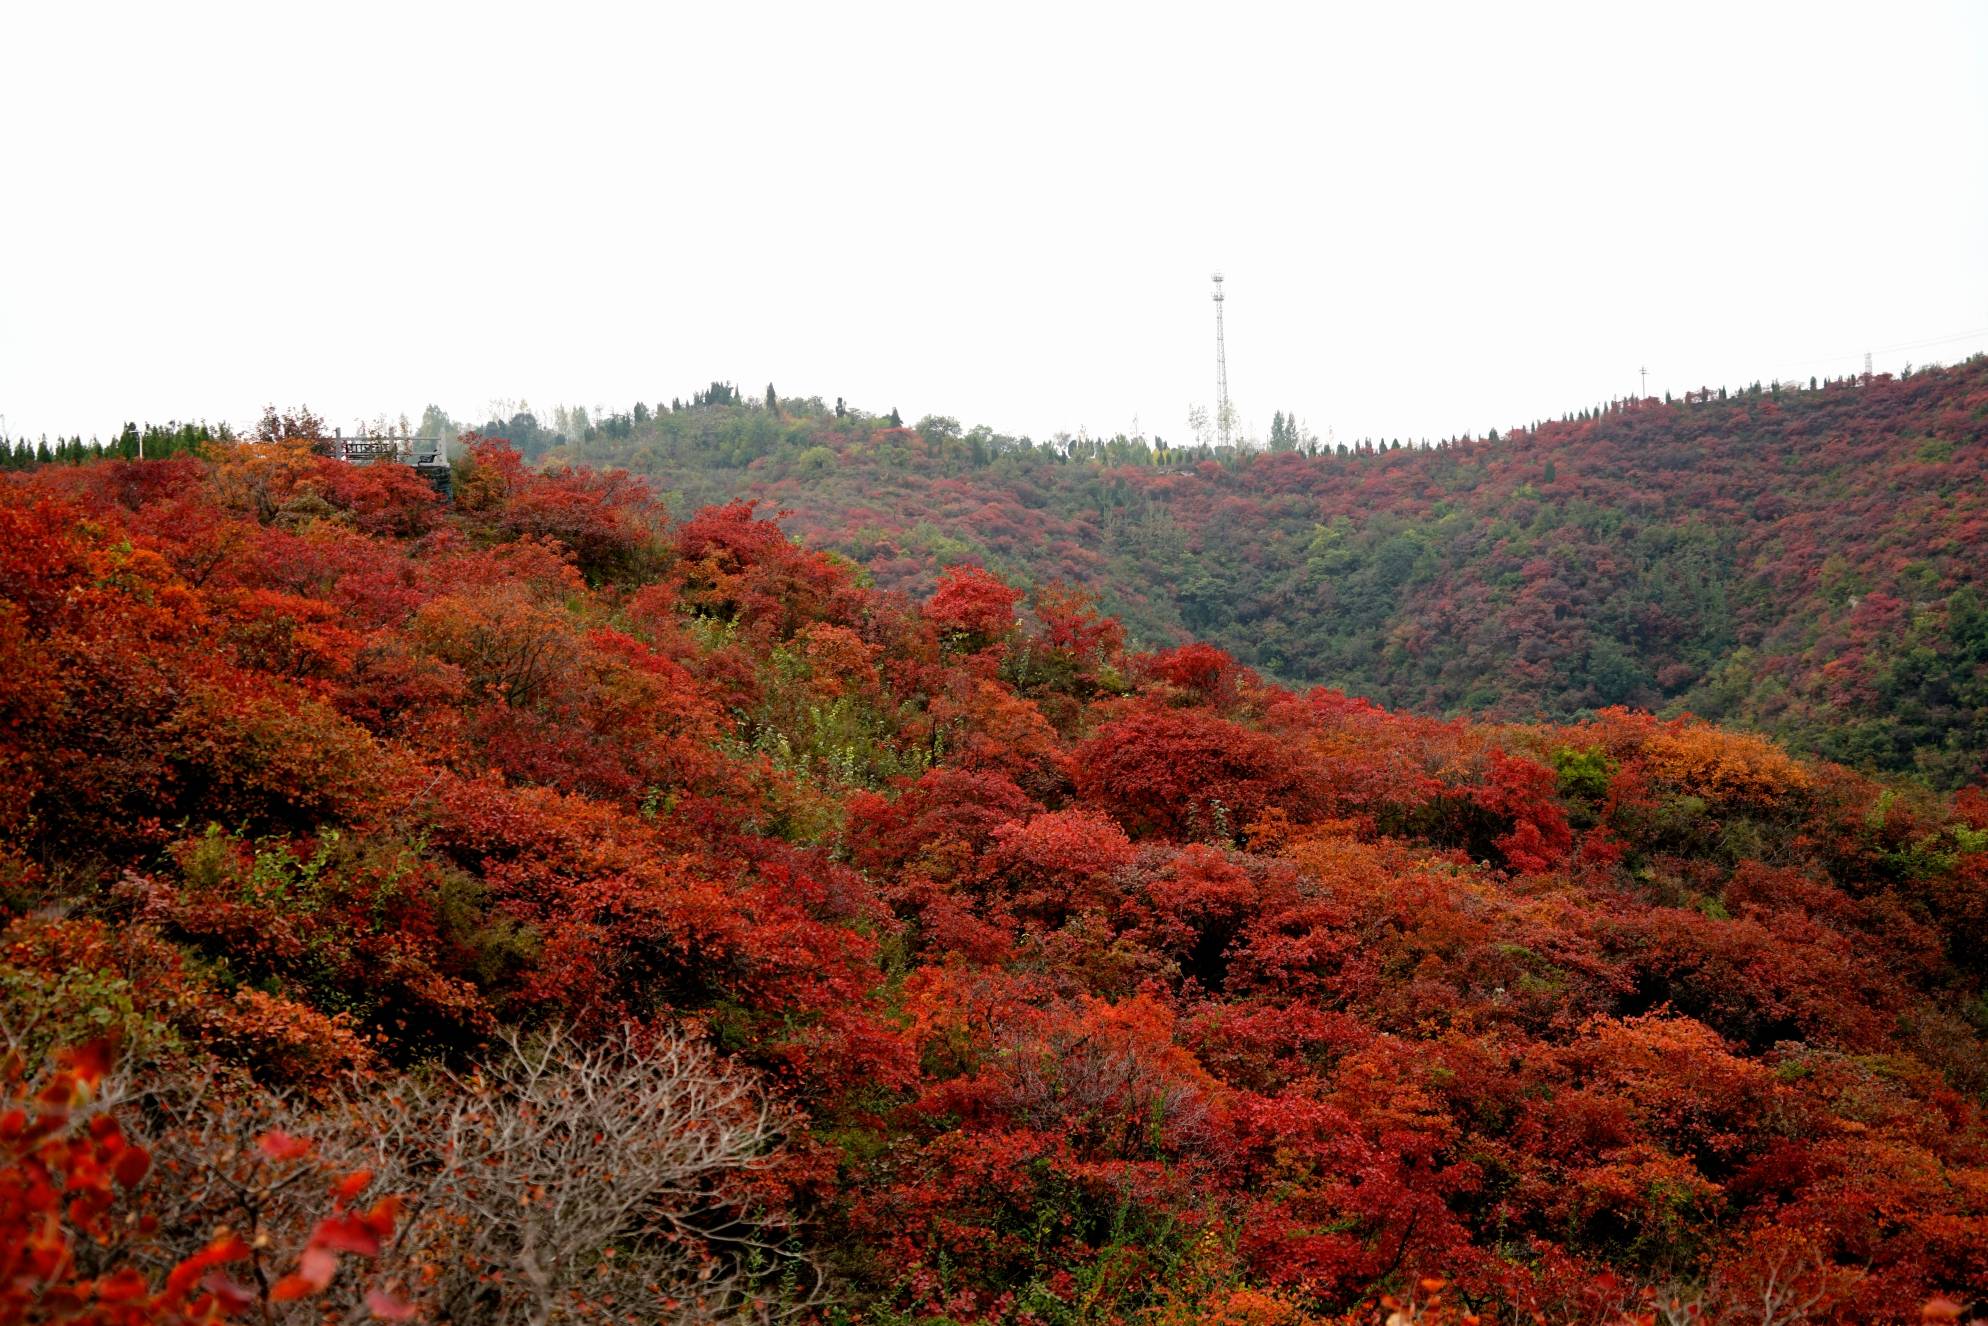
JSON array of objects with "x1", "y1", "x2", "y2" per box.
[
  {"x1": 2, "y1": 365, "x2": 1986, "y2": 1325},
  {"x1": 531, "y1": 357, "x2": 1988, "y2": 791}
]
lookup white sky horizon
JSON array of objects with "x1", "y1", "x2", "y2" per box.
[{"x1": 5, "y1": 1, "x2": 1985, "y2": 448}]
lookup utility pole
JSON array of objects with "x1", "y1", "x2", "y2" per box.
[
  {"x1": 1639, "y1": 365, "x2": 1648, "y2": 399},
  {"x1": 1212, "y1": 272, "x2": 1232, "y2": 449}
]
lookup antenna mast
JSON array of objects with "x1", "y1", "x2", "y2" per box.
[{"x1": 1212, "y1": 272, "x2": 1232, "y2": 449}]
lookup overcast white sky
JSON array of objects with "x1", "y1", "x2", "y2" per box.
[{"x1": 5, "y1": 1, "x2": 1986, "y2": 447}]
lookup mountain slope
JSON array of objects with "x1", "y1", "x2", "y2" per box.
[
  {"x1": 4, "y1": 442, "x2": 1984, "y2": 1322},
  {"x1": 557, "y1": 359, "x2": 1988, "y2": 785}
]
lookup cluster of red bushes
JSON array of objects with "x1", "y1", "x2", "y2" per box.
[{"x1": 1, "y1": 439, "x2": 1983, "y2": 1323}]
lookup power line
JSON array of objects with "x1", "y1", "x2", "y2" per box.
[
  {"x1": 1866, "y1": 326, "x2": 1988, "y2": 355},
  {"x1": 1771, "y1": 325, "x2": 1988, "y2": 371}
]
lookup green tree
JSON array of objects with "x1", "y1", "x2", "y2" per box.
[
  {"x1": 419, "y1": 404, "x2": 459, "y2": 447},
  {"x1": 1269, "y1": 411, "x2": 1304, "y2": 451}
]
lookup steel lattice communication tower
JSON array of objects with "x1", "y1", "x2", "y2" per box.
[{"x1": 1212, "y1": 272, "x2": 1232, "y2": 449}]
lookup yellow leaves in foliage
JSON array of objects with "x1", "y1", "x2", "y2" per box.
[
  {"x1": 1281, "y1": 831, "x2": 1396, "y2": 902},
  {"x1": 1191, "y1": 1285, "x2": 1313, "y2": 1326},
  {"x1": 206, "y1": 439, "x2": 322, "y2": 524},
  {"x1": 413, "y1": 581, "x2": 580, "y2": 709},
  {"x1": 1639, "y1": 720, "x2": 1815, "y2": 810},
  {"x1": 170, "y1": 683, "x2": 387, "y2": 821},
  {"x1": 1138, "y1": 1228, "x2": 1352, "y2": 1326},
  {"x1": 206, "y1": 987, "x2": 375, "y2": 1088}
]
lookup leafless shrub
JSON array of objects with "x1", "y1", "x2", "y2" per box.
[{"x1": 126, "y1": 1023, "x2": 817, "y2": 1324}]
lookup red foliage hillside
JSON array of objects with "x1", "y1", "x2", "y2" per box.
[
  {"x1": 1, "y1": 440, "x2": 1984, "y2": 1324},
  {"x1": 566, "y1": 359, "x2": 1988, "y2": 787}
]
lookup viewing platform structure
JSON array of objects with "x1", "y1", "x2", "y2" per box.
[{"x1": 328, "y1": 430, "x2": 453, "y2": 496}]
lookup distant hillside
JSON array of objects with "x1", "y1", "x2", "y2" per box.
[{"x1": 557, "y1": 360, "x2": 1988, "y2": 786}]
